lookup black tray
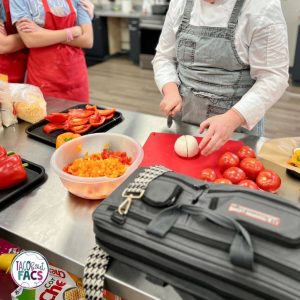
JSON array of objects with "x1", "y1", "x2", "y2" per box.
[
  {"x1": 0, "y1": 159, "x2": 47, "y2": 209},
  {"x1": 26, "y1": 104, "x2": 123, "y2": 147},
  {"x1": 286, "y1": 169, "x2": 300, "y2": 180}
]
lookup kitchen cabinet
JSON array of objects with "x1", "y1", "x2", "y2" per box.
[
  {"x1": 128, "y1": 18, "x2": 140, "y2": 65},
  {"x1": 85, "y1": 16, "x2": 109, "y2": 65},
  {"x1": 292, "y1": 25, "x2": 300, "y2": 82}
]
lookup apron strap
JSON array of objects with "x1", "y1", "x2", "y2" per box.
[
  {"x1": 228, "y1": 0, "x2": 245, "y2": 31},
  {"x1": 180, "y1": 0, "x2": 194, "y2": 30},
  {"x1": 66, "y1": 0, "x2": 76, "y2": 14},
  {"x1": 3, "y1": 0, "x2": 9, "y2": 18},
  {"x1": 41, "y1": 0, "x2": 51, "y2": 13}
]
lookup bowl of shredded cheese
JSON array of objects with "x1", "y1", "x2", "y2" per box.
[{"x1": 50, "y1": 133, "x2": 144, "y2": 199}]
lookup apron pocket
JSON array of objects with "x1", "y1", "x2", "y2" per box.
[
  {"x1": 176, "y1": 39, "x2": 196, "y2": 65},
  {"x1": 180, "y1": 89, "x2": 239, "y2": 125}
]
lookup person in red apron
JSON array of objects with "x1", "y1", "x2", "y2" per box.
[
  {"x1": 0, "y1": 0, "x2": 27, "y2": 83},
  {"x1": 10, "y1": 0, "x2": 93, "y2": 103}
]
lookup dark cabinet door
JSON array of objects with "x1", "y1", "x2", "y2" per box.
[
  {"x1": 128, "y1": 18, "x2": 140, "y2": 65},
  {"x1": 293, "y1": 26, "x2": 300, "y2": 82},
  {"x1": 85, "y1": 17, "x2": 109, "y2": 61}
]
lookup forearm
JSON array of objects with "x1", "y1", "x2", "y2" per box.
[
  {"x1": 17, "y1": 27, "x2": 68, "y2": 48},
  {"x1": 234, "y1": 74, "x2": 288, "y2": 129},
  {"x1": 63, "y1": 33, "x2": 93, "y2": 48},
  {"x1": 63, "y1": 24, "x2": 93, "y2": 49},
  {"x1": 0, "y1": 33, "x2": 25, "y2": 54},
  {"x1": 162, "y1": 82, "x2": 180, "y2": 96}
]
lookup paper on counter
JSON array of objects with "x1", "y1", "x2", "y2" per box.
[{"x1": 258, "y1": 137, "x2": 300, "y2": 174}]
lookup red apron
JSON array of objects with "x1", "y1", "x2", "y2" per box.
[
  {"x1": 0, "y1": 0, "x2": 28, "y2": 83},
  {"x1": 27, "y1": 0, "x2": 89, "y2": 102}
]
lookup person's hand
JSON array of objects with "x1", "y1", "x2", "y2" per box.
[
  {"x1": 70, "y1": 26, "x2": 83, "y2": 38},
  {"x1": 0, "y1": 22, "x2": 7, "y2": 35},
  {"x1": 80, "y1": 0, "x2": 95, "y2": 19},
  {"x1": 16, "y1": 18, "x2": 41, "y2": 32},
  {"x1": 160, "y1": 82, "x2": 182, "y2": 117},
  {"x1": 198, "y1": 109, "x2": 245, "y2": 156}
]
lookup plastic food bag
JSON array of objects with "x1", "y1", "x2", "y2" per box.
[
  {"x1": 9, "y1": 84, "x2": 47, "y2": 124},
  {"x1": 0, "y1": 81, "x2": 18, "y2": 128}
]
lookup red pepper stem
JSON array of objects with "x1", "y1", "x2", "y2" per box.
[
  {"x1": 22, "y1": 163, "x2": 29, "y2": 168},
  {"x1": 7, "y1": 151, "x2": 15, "y2": 156}
]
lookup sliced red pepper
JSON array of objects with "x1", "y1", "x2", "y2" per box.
[
  {"x1": 45, "y1": 113, "x2": 68, "y2": 124},
  {"x1": 43, "y1": 123, "x2": 66, "y2": 134},
  {"x1": 70, "y1": 124, "x2": 92, "y2": 134},
  {"x1": 0, "y1": 146, "x2": 7, "y2": 161},
  {"x1": 0, "y1": 154, "x2": 27, "y2": 190},
  {"x1": 97, "y1": 108, "x2": 116, "y2": 116},
  {"x1": 105, "y1": 114, "x2": 114, "y2": 120},
  {"x1": 68, "y1": 109, "x2": 94, "y2": 118},
  {"x1": 86, "y1": 105, "x2": 98, "y2": 111},
  {"x1": 89, "y1": 112, "x2": 106, "y2": 127},
  {"x1": 68, "y1": 116, "x2": 89, "y2": 126}
]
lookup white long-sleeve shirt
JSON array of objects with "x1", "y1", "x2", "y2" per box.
[{"x1": 152, "y1": 0, "x2": 289, "y2": 130}]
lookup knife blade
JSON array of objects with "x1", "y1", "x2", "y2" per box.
[{"x1": 167, "y1": 115, "x2": 173, "y2": 128}]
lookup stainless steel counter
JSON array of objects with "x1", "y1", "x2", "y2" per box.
[{"x1": 0, "y1": 98, "x2": 299, "y2": 299}]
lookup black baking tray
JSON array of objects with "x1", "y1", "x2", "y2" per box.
[
  {"x1": 0, "y1": 159, "x2": 47, "y2": 209},
  {"x1": 26, "y1": 104, "x2": 124, "y2": 147}
]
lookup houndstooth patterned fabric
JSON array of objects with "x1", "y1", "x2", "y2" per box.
[{"x1": 84, "y1": 245, "x2": 110, "y2": 300}]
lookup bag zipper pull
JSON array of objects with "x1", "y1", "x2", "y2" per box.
[{"x1": 118, "y1": 196, "x2": 133, "y2": 216}]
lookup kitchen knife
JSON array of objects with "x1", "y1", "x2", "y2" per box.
[{"x1": 167, "y1": 115, "x2": 173, "y2": 128}]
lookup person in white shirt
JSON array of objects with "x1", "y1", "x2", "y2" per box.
[{"x1": 152, "y1": 0, "x2": 289, "y2": 156}]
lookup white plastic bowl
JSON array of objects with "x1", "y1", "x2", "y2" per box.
[{"x1": 51, "y1": 133, "x2": 144, "y2": 199}]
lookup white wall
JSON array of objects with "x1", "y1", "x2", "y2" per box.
[{"x1": 281, "y1": 0, "x2": 300, "y2": 66}]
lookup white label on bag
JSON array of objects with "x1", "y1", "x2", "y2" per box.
[{"x1": 228, "y1": 203, "x2": 281, "y2": 227}]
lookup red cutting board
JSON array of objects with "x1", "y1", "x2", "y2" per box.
[{"x1": 141, "y1": 132, "x2": 244, "y2": 179}]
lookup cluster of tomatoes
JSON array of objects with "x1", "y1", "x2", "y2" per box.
[{"x1": 199, "y1": 146, "x2": 281, "y2": 193}]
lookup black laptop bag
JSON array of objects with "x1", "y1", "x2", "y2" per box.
[{"x1": 93, "y1": 166, "x2": 300, "y2": 300}]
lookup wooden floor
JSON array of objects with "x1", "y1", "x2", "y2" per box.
[{"x1": 88, "y1": 56, "x2": 300, "y2": 138}]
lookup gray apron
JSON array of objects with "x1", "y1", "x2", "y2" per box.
[{"x1": 175, "y1": 0, "x2": 264, "y2": 136}]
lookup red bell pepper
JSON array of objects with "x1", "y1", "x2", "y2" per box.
[
  {"x1": 89, "y1": 112, "x2": 106, "y2": 127},
  {"x1": 0, "y1": 154, "x2": 28, "y2": 190},
  {"x1": 105, "y1": 114, "x2": 114, "y2": 120},
  {"x1": 70, "y1": 124, "x2": 92, "y2": 134},
  {"x1": 68, "y1": 109, "x2": 94, "y2": 118},
  {"x1": 0, "y1": 146, "x2": 7, "y2": 161},
  {"x1": 45, "y1": 113, "x2": 68, "y2": 124},
  {"x1": 85, "y1": 105, "x2": 97, "y2": 111},
  {"x1": 97, "y1": 108, "x2": 116, "y2": 116},
  {"x1": 68, "y1": 116, "x2": 89, "y2": 126},
  {"x1": 43, "y1": 123, "x2": 67, "y2": 134}
]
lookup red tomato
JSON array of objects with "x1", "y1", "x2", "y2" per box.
[
  {"x1": 223, "y1": 167, "x2": 246, "y2": 184},
  {"x1": 237, "y1": 146, "x2": 256, "y2": 160},
  {"x1": 256, "y1": 170, "x2": 281, "y2": 193},
  {"x1": 239, "y1": 158, "x2": 264, "y2": 180},
  {"x1": 214, "y1": 178, "x2": 233, "y2": 185},
  {"x1": 218, "y1": 152, "x2": 240, "y2": 172},
  {"x1": 199, "y1": 168, "x2": 217, "y2": 182},
  {"x1": 238, "y1": 179, "x2": 259, "y2": 190}
]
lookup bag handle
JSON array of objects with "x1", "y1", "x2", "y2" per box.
[{"x1": 146, "y1": 204, "x2": 254, "y2": 270}]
